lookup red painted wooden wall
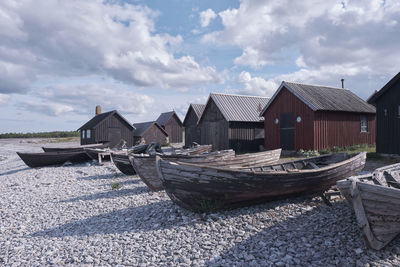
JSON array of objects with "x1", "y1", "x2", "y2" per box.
[
  {"x1": 263, "y1": 87, "x2": 315, "y2": 150},
  {"x1": 262, "y1": 86, "x2": 376, "y2": 151}
]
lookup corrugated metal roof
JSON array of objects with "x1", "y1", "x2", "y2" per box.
[
  {"x1": 202, "y1": 93, "x2": 270, "y2": 122},
  {"x1": 156, "y1": 111, "x2": 182, "y2": 126},
  {"x1": 77, "y1": 110, "x2": 135, "y2": 131},
  {"x1": 261, "y1": 81, "x2": 376, "y2": 115},
  {"x1": 133, "y1": 121, "x2": 167, "y2": 137},
  {"x1": 191, "y1": 104, "x2": 205, "y2": 119},
  {"x1": 183, "y1": 104, "x2": 205, "y2": 126}
]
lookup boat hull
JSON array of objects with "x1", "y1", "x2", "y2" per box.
[
  {"x1": 112, "y1": 153, "x2": 136, "y2": 175},
  {"x1": 17, "y1": 151, "x2": 91, "y2": 168},
  {"x1": 157, "y1": 152, "x2": 366, "y2": 212},
  {"x1": 337, "y1": 169, "x2": 400, "y2": 250},
  {"x1": 42, "y1": 143, "x2": 107, "y2": 153},
  {"x1": 130, "y1": 150, "x2": 237, "y2": 191}
]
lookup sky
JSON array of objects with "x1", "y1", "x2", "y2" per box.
[{"x1": 0, "y1": 0, "x2": 399, "y2": 133}]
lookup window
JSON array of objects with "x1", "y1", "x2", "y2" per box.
[
  {"x1": 360, "y1": 116, "x2": 368, "y2": 133},
  {"x1": 398, "y1": 105, "x2": 400, "y2": 117},
  {"x1": 86, "y1": 129, "x2": 91, "y2": 139},
  {"x1": 82, "y1": 130, "x2": 85, "y2": 139},
  {"x1": 384, "y1": 109, "x2": 388, "y2": 117}
]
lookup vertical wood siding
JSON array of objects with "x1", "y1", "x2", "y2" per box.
[
  {"x1": 85, "y1": 114, "x2": 134, "y2": 146},
  {"x1": 183, "y1": 108, "x2": 201, "y2": 147},
  {"x1": 199, "y1": 100, "x2": 229, "y2": 150},
  {"x1": 263, "y1": 87, "x2": 315, "y2": 150},
  {"x1": 136, "y1": 124, "x2": 168, "y2": 145},
  {"x1": 314, "y1": 111, "x2": 376, "y2": 150},
  {"x1": 375, "y1": 81, "x2": 400, "y2": 154},
  {"x1": 229, "y1": 122, "x2": 264, "y2": 152},
  {"x1": 164, "y1": 115, "x2": 183, "y2": 143}
]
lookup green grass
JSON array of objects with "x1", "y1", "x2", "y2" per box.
[
  {"x1": 111, "y1": 183, "x2": 122, "y2": 190},
  {"x1": 0, "y1": 131, "x2": 79, "y2": 139}
]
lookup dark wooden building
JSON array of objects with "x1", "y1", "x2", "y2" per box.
[
  {"x1": 77, "y1": 107, "x2": 135, "y2": 147},
  {"x1": 132, "y1": 121, "x2": 168, "y2": 146},
  {"x1": 198, "y1": 93, "x2": 270, "y2": 152},
  {"x1": 261, "y1": 81, "x2": 376, "y2": 151},
  {"x1": 368, "y1": 72, "x2": 400, "y2": 155},
  {"x1": 156, "y1": 111, "x2": 183, "y2": 143},
  {"x1": 183, "y1": 104, "x2": 205, "y2": 147}
]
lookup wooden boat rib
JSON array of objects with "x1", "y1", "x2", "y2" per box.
[
  {"x1": 110, "y1": 144, "x2": 149, "y2": 175},
  {"x1": 130, "y1": 149, "x2": 236, "y2": 191},
  {"x1": 156, "y1": 152, "x2": 366, "y2": 212},
  {"x1": 42, "y1": 143, "x2": 108, "y2": 152},
  {"x1": 337, "y1": 163, "x2": 400, "y2": 250},
  {"x1": 17, "y1": 151, "x2": 91, "y2": 168}
]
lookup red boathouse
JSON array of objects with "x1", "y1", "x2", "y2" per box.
[{"x1": 260, "y1": 81, "x2": 376, "y2": 151}]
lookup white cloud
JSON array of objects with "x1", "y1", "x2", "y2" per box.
[
  {"x1": 199, "y1": 9, "x2": 217, "y2": 27},
  {"x1": 0, "y1": 93, "x2": 10, "y2": 106},
  {"x1": 34, "y1": 82, "x2": 154, "y2": 116},
  {"x1": 0, "y1": 0, "x2": 221, "y2": 94},
  {"x1": 237, "y1": 71, "x2": 278, "y2": 96},
  {"x1": 203, "y1": 0, "x2": 400, "y2": 96},
  {"x1": 19, "y1": 102, "x2": 74, "y2": 116}
]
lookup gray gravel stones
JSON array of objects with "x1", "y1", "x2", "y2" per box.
[{"x1": 1, "y1": 138, "x2": 400, "y2": 266}]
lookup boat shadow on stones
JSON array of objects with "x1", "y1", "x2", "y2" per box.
[
  {"x1": 60, "y1": 187, "x2": 149, "y2": 203},
  {"x1": 204, "y1": 200, "x2": 400, "y2": 266}
]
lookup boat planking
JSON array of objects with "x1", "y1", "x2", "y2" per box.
[
  {"x1": 156, "y1": 152, "x2": 366, "y2": 212},
  {"x1": 130, "y1": 149, "x2": 236, "y2": 191},
  {"x1": 337, "y1": 163, "x2": 400, "y2": 250},
  {"x1": 131, "y1": 149, "x2": 281, "y2": 192},
  {"x1": 42, "y1": 143, "x2": 108, "y2": 152},
  {"x1": 110, "y1": 144, "x2": 149, "y2": 175},
  {"x1": 17, "y1": 151, "x2": 91, "y2": 168}
]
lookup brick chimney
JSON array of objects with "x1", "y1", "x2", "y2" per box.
[{"x1": 95, "y1": 105, "x2": 102, "y2": 115}]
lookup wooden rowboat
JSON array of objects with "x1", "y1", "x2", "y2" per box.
[
  {"x1": 110, "y1": 144, "x2": 149, "y2": 175},
  {"x1": 84, "y1": 148, "x2": 111, "y2": 161},
  {"x1": 156, "y1": 152, "x2": 366, "y2": 212},
  {"x1": 42, "y1": 143, "x2": 108, "y2": 152},
  {"x1": 129, "y1": 150, "x2": 236, "y2": 191},
  {"x1": 337, "y1": 163, "x2": 400, "y2": 250},
  {"x1": 17, "y1": 151, "x2": 91, "y2": 168},
  {"x1": 130, "y1": 149, "x2": 281, "y2": 192},
  {"x1": 174, "y1": 144, "x2": 212, "y2": 155}
]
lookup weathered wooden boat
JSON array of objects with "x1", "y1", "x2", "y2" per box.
[
  {"x1": 84, "y1": 148, "x2": 111, "y2": 161},
  {"x1": 42, "y1": 143, "x2": 108, "y2": 152},
  {"x1": 110, "y1": 144, "x2": 149, "y2": 175},
  {"x1": 337, "y1": 163, "x2": 400, "y2": 250},
  {"x1": 16, "y1": 151, "x2": 91, "y2": 168},
  {"x1": 129, "y1": 149, "x2": 236, "y2": 191},
  {"x1": 156, "y1": 152, "x2": 366, "y2": 212},
  {"x1": 177, "y1": 144, "x2": 212, "y2": 155}
]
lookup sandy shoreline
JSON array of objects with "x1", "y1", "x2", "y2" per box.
[{"x1": 1, "y1": 138, "x2": 399, "y2": 266}]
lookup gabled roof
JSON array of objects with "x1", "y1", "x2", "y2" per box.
[
  {"x1": 367, "y1": 72, "x2": 400, "y2": 104},
  {"x1": 156, "y1": 111, "x2": 183, "y2": 127},
  {"x1": 132, "y1": 121, "x2": 168, "y2": 137},
  {"x1": 260, "y1": 81, "x2": 376, "y2": 116},
  {"x1": 183, "y1": 104, "x2": 205, "y2": 125},
  {"x1": 77, "y1": 110, "x2": 135, "y2": 131},
  {"x1": 199, "y1": 93, "x2": 270, "y2": 123}
]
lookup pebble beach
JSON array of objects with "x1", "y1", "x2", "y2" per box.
[{"x1": 1, "y1": 138, "x2": 400, "y2": 266}]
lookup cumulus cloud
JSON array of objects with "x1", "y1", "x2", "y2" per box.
[
  {"x1": 200, "y1": 9, "x2": 217, "y2": 27},
  {"x1": 203, "y1": 0, "x2": 400, "y2": 96},
  {"x1": 19, "y1": 102, "x2": 74, "y2": 116},
  {"x1": 0, "y1": 93, "x2": 10, "y2": 106},
  {"x1": 0, "y1": 0, "x2": 221, "y2": 94},
  {"x1": 237, "y1": 71, "x2": 277, "y2": 96},
  {"x1": 34, "y1": 82, "x2": 154, "y2": 116}
]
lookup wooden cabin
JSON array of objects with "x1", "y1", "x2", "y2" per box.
[
  {"x1": 261, "y1": 81, "x2": 376, "y2": 151},
  {"x1": 156, "y1": 111, "x2": 183, "y2": 143},
  {"x1": 367, "y1": 72, "x2": 400, "y2": 155},
  {"x1": 132, "y1": 121, "x2": 168, "y2": 145},
  {"x1": 198, "y1": 93, "x2": 270, "y2": 152},
  {"x1": 77, "y1": 106, "x2": 135, "y2": 147},
  {"x1": 183, "y1": 104, "x2": 205, "y2": 147}
]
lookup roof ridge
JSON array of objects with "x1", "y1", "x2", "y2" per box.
[
  {"x1": 210, "y1": 92, "x2": 270, "y2": 99},
  {"x1": 284, "y1": 81, "x2": 349, "y2": 91}
]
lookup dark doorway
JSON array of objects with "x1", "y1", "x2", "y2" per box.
[
  {"x1": 108, "y1": 128, "x2": 121, "y2": 147},
  {"x1": 280, "y1": 113, "x2": 294, "y2": 150}
]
